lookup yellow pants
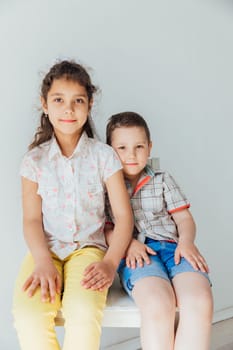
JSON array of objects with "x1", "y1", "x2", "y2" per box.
[{"x1": 12, "y1": 247, "x2": 107, "y2": 350}]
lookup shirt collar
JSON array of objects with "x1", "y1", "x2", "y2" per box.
[
  {"x1": 48, "y1": 132, "x2": 90, "y2": 161},
  {"x1": 124, "y1": 165, "x2": 152, "y2": 195}
]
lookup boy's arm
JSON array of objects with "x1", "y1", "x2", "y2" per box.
[
  {"x1": 21, "y1": 177, "x2": 61, "y2": 302},
  {"x1": 172, "y1": 208, "x2": 209, "y2": 273}
]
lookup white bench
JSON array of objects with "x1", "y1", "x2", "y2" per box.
[{"x1": 55, "y1": 275, "x2": 140, "y2": 328}]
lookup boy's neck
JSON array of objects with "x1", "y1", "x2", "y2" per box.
[{"x1": 124, "y1": 173, "x2": 142, "y2": 191}]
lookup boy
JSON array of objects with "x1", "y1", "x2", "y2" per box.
[{"x1": 105, "y1": 111, "x2": 213, "y2": 350}]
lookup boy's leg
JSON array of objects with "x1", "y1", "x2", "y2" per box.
[
  {"x1": 173, "y1": 272, "x2": 213, "y2": 350},
  {"x1": 133, "y1": 276, "x2": 176, "y2": 350},
  {"x1": 62, "y1": 247, "x2": 108, "y2": 350},
  {"x1": 12, "y1": 253, "x2": 62, "y2": 350},
  {"x1": 118, "y1": 246, "x2": 176, "y2": 350},
  {"x1": 159, "y1": 241, "x2": 213, "y2": 350}
]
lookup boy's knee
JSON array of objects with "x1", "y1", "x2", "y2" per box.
[
  {"x1": 179, "y1": 289, "x2": 213, "y2": 319},
  {"x1": 141, "y1": 292, "x2": 176, "y2": 319}
]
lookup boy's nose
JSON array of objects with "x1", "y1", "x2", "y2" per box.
[{"x1": 128, "y1": 149, "x2": 136, "y2": 157}]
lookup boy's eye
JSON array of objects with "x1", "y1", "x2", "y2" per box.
[
  {"x1": 137, "y1": 145, "x2": 144, "y2": 149},
  {"x1": 118, "y1": 146, "x2": 125, "y2": 150}
]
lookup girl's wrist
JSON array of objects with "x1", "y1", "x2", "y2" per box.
[{"x1": 33, "y1": 251, "x2": 53, "y2": 265}]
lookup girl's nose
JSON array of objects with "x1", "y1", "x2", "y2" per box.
[{"x1": 64, "y1": 103, "x2": 74, "y2": 114}]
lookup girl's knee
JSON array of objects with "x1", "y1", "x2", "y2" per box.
[
  {"x1": 63, "y1": 291, "x2": 107, "y2": 324},
  {"x1": 13, "y1": 294, "x2": 60, "y2": 328}
]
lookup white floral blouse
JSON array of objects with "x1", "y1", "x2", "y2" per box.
[{"x1": 20, "y1": 132, "x2": 122, "y2": 259}]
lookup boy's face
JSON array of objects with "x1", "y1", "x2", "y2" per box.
[{"x1": 111, "y1": 126, "x2": 152, "y2": 182}]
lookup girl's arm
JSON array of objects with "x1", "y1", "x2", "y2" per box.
[
  {"x1": 172, "y1": 208, "x2": 209, "y2": 273},
  {"x1": 104, "y1": 170, "x2": 133, "y2": 265},
  {"x1": 82, "y1": 170, "x2": 133, "y2": 290},
  {"x1": 21, "y1": 177, "x2": 61, "y2": 302},
  {"x1": 106, "y1": 230, "x2": 156, "y2": 269}
]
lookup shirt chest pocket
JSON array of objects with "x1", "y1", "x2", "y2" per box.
[
  {"x1": 141, "y1": 187, "x2": 164, "y2": 213},
  {"x1": 80, "y1": 183, "x2": 104, "y2": 211},
  {"x1": 38, "y1": 186, "x2": 59, "y2": 210}
]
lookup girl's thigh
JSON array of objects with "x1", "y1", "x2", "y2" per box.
[
  {"x1": 62, "y1": 247, "x2": 108, "y2": 315},
  {"x1": 13, "y1": 252, "x2": 62, "y2": 318}
]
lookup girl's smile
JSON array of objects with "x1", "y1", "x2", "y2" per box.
[{"x1": 41, "y1": 78, "x2": 92, "y2": 139}]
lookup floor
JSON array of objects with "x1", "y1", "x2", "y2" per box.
[
  {"x1": 133, "y1": 318, "x2": 233, "y2": 350},
  {"x1": 211, "y1": 317, "x2": 233, "y2": 350}
]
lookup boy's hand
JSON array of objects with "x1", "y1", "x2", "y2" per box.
[
  {"x1": 126, "y1": 239, "x2": 156, "y2": 269},
  {"x1": 22, "y1": 260, "x2": 61, "y2": 303},
  {"x1": 81, "y1": 261, "x2": 115, "y2": 291},
  {"x1": 175, "y1": 241, "x2": 209, "y2": 273}
]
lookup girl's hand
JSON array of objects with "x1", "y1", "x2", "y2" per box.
[
  {"x1": 175, "y1": 241, "x2": 209, "y2": 273},
  {"x1": 126, "y1": 239, "x2": 156, "y2": 269},
  {"x1": 22, "y1": 260, "x2": 61, "y2": 303},
  {"x1": 81, "y1": 261, "x2": 115, "y2": 291}
]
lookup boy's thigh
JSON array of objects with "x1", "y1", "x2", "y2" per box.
[
  {"x1": 118, "y1": 254, "x2": 170, "y2": 297},
  {"x1": 157, "y1": 241, "x2": 210, "y2": 283}
]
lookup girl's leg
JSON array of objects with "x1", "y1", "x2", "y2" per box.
[
  {"x1": 173, "y1": 273, "x2": 213, "y2": 350},
  {"x1": 12, "y1": 253, "x2": 62, "y2": 350},
  {"x1": 62, "y1": 247, "x2": 107, "y2": 350},
  {"x1": 132, "y1": 276, "x2": 176, "y2": 350}
]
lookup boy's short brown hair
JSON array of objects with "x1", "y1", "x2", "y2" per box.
[{"x1": 106, "y1": 111, "x2": 151, "y2": 145}]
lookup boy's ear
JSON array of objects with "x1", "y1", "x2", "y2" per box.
[
  {"x1": 148, "y1": 141, "x2": 152, "y2": 156},
  {"x1": 41, "y1": 96, "x2": 48, "y2": 114}
]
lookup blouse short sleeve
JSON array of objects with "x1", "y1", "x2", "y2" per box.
[
  {"x1": 163, "y1": 172, "x2": 190, "y2": 213},
  {"x1": 19, "y1": 152, "x2": 38, "y2": 183},
  {"x1": 101, "y1": 145, "x2": 122, "y2": 182}
]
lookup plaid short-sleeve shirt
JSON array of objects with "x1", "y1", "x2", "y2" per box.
[
  {"x1": 20, "y1": 132, "x2": 122, "y2": 259},
  {"x1": 106, "y1": 165, "x2": 190, "y2": 243}
]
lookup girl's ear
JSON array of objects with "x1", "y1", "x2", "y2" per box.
[
  {"x1": 88, "y1": 98, "x2": 93, "y2": 111},
  {"x1": 41, "y1": 96, "x2": 48, "y2": 114}
]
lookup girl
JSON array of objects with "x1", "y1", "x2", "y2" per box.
[
  {"x1": 12, "y1": 61, "x2": 133, "y2": 350},
  {"x1": 105, "y1": 112, "x2": 213, "y2": 350}
]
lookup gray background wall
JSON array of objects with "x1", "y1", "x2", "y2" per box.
[{"x1": 0, "y1": 1, "x2": 232, "y2": 349}]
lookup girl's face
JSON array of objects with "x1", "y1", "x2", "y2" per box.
[
  {"x1": 41, "y1": 78, "x2": 92, "y2": 138},
  {"x1": 110, "y1": 126, "x2": 152, "y2": 182}
]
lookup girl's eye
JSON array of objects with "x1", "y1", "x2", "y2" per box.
[
  {"x1": 75, "y1": 98, "x2": 84, "y2": 104},
  {"x1": 137, "y1": 145, "x2": 144, "y2": 149},
  {"x1": 118, "y1": 146, "x2": 125, "y2": 150},
  {"x1": 54, "y1": 98, "x2": 63, "y2": 103}
]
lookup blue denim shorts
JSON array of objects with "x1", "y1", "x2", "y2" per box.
[{"x1": 118, "y1": 238, "x2": 210, "y2": 296}]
